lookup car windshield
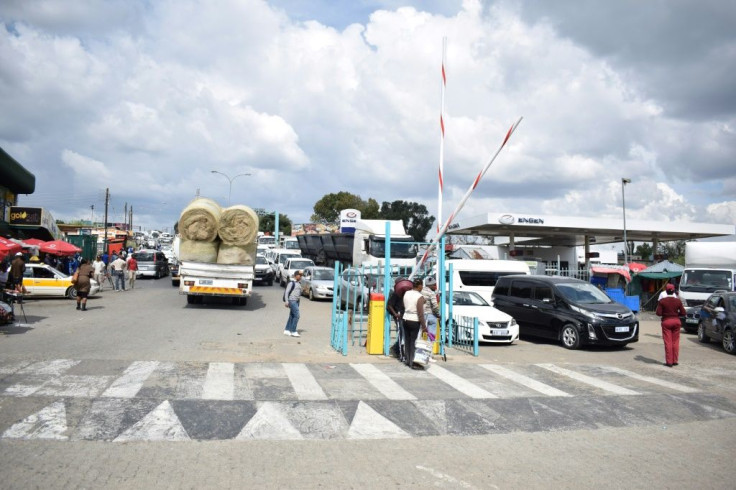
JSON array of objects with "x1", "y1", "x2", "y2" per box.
[
  {"x1": 556, "y1": 283, "x2": 612, "y2": 304},
  {"x1": 289, "y1": 260, "x2": 313, "y2": 270},
  {"x1": 284, "y1": 241, "x2": 300, "y2": 250},
  {"x1": 279, "y1": 254, "x2": 299, "y2": 265},
  {"x1": 368, "y1": 237, "x2": 417, "y2": 259},
  {"x1": 452, "y1": 291, "x2": 489, "y2": 307},
  {"x1": 313, "y1": 269, "x2": 334, "y2": 281},
  {"x1": 680, "y1": 269, "x2": 732, "y2": 293},
  {"x1": 256, "y1": 256, "x2": 268, "y2": 265}
]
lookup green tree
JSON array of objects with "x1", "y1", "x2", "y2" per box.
[
  {"x1": 310, "y1": 192, "x2": 379, "y2": 224},
  {"x1": 658, "y1": 240, "x2": 686, "y2": 265},
  {"x1": 634, "y1": 243, "x2": 653, "y2": 261},
  {"x1": 254, "y1": 209, "x2": 292, "y2": 236},
  {"x1": 379, "y1": 200, "x2": 435, "y2": 242}
]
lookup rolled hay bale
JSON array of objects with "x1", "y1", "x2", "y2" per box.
[
  {"x1": 179, "y1": 198, "x2": 222, "y2": 242},
  {"x1": 217, "y1": 242, "x2": 257, "y2": 265},
  {"x1": 218, "y1": 205, "x2": 260, "y2": 246},
  {"x1": 179, "y1": 238, "x2": 219, "y2": 263}
]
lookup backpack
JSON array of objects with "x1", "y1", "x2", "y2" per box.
[{"x1": 283, "y1": 281, "x2": 295, "y2": 302}]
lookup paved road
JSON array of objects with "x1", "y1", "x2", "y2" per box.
[{"x1": 1, "y1": 277, "x2": 734, "y2": 488}]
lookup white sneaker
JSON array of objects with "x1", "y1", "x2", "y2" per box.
[
  {"x1": 291, "y1": 331, "x2": 301, "y2": 337},
  {"x1": 283, "y1": 330, "x2": 291, "y2": 336}
]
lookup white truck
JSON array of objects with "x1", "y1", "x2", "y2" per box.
[
  {"x1": 679, "y1": 241, "x2": 736, "y2": 332},
  {"x1": 179, "y1": 261, "x2": 254, "y2": 306},
  {"x1": 297, "y1": 219, "x2": 418, "y2": 268}
]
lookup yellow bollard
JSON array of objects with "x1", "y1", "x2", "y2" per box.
[{"x1": 366, "y1": 293, "x2": 385, "y2": 354}]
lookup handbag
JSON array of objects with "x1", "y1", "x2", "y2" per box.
[
  {"x1": 71, "y1": 270, "x2": 79, "y2": 285},
  {"x1": 413, "y1": 338, "x2": 432, "y2": 366}
]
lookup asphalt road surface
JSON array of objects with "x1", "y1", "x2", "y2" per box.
[{"x1": 0, "y1": 276, "x2": 734, "y2": 489}]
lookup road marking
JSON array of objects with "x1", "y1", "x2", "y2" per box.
[
  {"x1": 202, "y1": 362, "x2": 234, "y2": 400},
  {"x1": 350, "y1": 363, "x2": 417, "y2": 400},
  {"x1": 536, "y1": 364, "x2": 640, "y2": 395},
  {"x1": 2, "y1": 400, "x2": 68, "y2": 440},
  {"x1": 602, "y1": 366, "x2": 699, "y2": 393},
  {"x1": 4, "y1": 359, "x2": 82, "y2": 397},
  {"x1": 428, "y1": 365, "x2": 497, "y2": 399},
  {"x1": 480, "y1": 364, "x2": 572, "y2": 397},
  {"x1": 347, "y1": 401, "x2": 410, "y2": 439},
  {"x1": 283, "y1": 363, "x2": 328, "y2": 400},
  {"x1": 236, "y1": 402, "x2": 303, "y2": 440},
  {"x1": 113, "y1": 400, "x2": 190, "y2": 442},
  {"x1": 102, "y1": 361, "x2": 159, "y2": 398}
]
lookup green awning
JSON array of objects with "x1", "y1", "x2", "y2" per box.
[{"x1": 0, "y1": 147, "x2": 35, "y2": 194}]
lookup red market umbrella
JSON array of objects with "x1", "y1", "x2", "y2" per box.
[
  {"x1": 0, "y1": 237, "x2": 23, "y2": 259},
  {"x1": 22, "y1": 238, "x2": 47, "y2": 246},
  {"x1": 39, "y1": 240, "x2": 82, "y2": 256},
  {"x1": 627, "y1": 262, "x2": 647, "y2": 273}
]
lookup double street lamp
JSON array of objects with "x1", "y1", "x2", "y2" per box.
[
  {"x1": 211, "y1": 170, "x2": 251, "y2": 205},
  {"x1": 622, "y1": 178, "x2": 631, "y2": 266}
]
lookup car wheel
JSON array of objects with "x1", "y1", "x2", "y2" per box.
[
  {"x1": 697, "y1": 322, "x2": 711, "y2": 343},
  {"x1": 66, "y1": 286, "x2": 78, "y2": 299},
  {"x1": 309, "y1": 289, "x2": 314, "y2": 301},
  {"x1": 722, "y1": 329, "x2": 736, "y2": 354},
  {"x1": 560, "y1": 324, "x2": 580, "y2": 350}
]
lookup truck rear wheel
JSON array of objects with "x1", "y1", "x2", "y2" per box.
[{"x1": 187, "y1": 294, "x2": 197, "y2": 305}]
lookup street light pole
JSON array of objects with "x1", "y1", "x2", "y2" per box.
[
  {"x1": 622, "y1": 178, "x2": 631, "y2": 266},
  {"x1": 210, "y1": 170, "x2": 252, "y2": 205}
]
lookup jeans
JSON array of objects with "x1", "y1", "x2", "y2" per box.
[
  {"x1": 114, "y1": 271, "x2": 126, "y2": 291},
  {"x1": 285, "y1": 300, "x2": 300, "y2": 333},
  {"x1": 426, "y1": 313, "x2": 437, "y2": 340}
]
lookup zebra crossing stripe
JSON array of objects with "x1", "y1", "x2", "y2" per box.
[
  {"x1": 2, "y1": 400, "x2": 68, "y2": 440},
  {"x1": 536, "y1": 364, "x2": 640, "y2": 395},
  {"x1": 602, "y1": 366, "x2": 699, "y2": 393},
  {"x1": 350, "y1": 363, "x2": 417, "y2": 400},
  {"x1": 202, "y1": 362, "x2": 234, "y2": 400},
  {"x1": 282, "y1": 363, "x2": 328, "y2": 400},
  {"x1": 480, "y1": 364, "x2": 572, "y2": 397},
  {"x1": 428, "y1": 365, "x2": 497, "y2": 399},
  {"x1": 101, "y1": 361, "x2": 159, "y2": 398}
]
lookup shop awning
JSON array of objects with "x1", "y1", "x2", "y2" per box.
[
  {"x1": 591, "y1": 266, "x2": 631, "y2": 282},
  {"x1": 636, "y1": 260, "x2": 684, "y2": 279}
]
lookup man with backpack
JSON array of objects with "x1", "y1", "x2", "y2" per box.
[{"x1": 283, "y1": 270, "x2": 303, "y2": 337}]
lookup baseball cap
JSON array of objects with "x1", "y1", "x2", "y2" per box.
[
  {"x1": 425, "y1": 276, "x2": 437, "y2": 287},
  {"x1": 15, "y1": 252, "x2": 22, "y2": 256},
  {"x1": 665, "y1": 283, "x2": 675, "y2": 292}
]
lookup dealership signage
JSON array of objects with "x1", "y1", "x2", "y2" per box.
[
  {"x1": 340, "y1": 209, "x2": 360, "y2": 234},
  {"x1": 498, "y1": 214, "x2": 545, "y2": 225}
]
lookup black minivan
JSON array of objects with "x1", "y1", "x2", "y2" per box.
[{"x1": 492, "y1": 275, "x2": 638, "y2": 349}]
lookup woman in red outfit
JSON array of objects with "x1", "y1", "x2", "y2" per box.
[{"x1": 655, "y1": 283, "x2": 686, "y2": 367}]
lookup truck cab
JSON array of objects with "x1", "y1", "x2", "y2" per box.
[{"x1": 352, "y1": 219, "x2": 418, "y2": 268}]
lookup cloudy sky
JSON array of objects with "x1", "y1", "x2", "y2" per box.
[{"x1": 1, "y1": 0, "x2": 735, "y2": 235}]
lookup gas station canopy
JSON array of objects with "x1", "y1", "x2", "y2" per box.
[{"x1": 445, "y1": 212, "x2": 735, "y2": 247}]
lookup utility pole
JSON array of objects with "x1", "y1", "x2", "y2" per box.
[
  {"x1": 90, "y1": 204, "x2": 94, "y2": 225},
  {"x1": 129, "y1": 206, "x2": 133, "y2": 233},
  {"x1": 124, "y1": 202, "x2": 128, "y2": 230},
  {"x1": 104, "y1": 188, "x2": 109, "y2": 255}
]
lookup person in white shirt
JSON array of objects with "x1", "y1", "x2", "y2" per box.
[
  {"x1": 110, "y1": 255, "x2": 127, "y2": 291},
  {"x1": 402, "y1": 278, "x2": 427, "y2": 369},
  {"x1": 92, "y1": 256, "x2": 106, "y2": 291}
]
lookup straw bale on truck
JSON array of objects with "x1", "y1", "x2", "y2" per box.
[{"x1": 177, "y1": 197, "x2": 258, "y2": 306}]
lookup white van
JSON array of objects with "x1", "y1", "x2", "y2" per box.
[{"x1": 446, "y1": 259, "x2": 531, "y2": 305}]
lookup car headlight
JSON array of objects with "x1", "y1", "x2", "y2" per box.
[
  {"x1": 570, "y1": 304, "x2": 599, "y2": 320},
  {"x1": 509, "y1": 318, "x2": 518, "y2": 327}
]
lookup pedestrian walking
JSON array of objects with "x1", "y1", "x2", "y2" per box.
[
  {"x1": 110, "y1": 255, "x2": 127, "y2": 291},
  {"x1": 92, "y1": 255, "x2": 106, "y2": 291},
  {"x1": 74, "y1": 259, "x2": 95, "y2": 311},
  {"x1": 7, "y1": 252, "x2": 26, "y2": 293},
  {"x1": 421, "y1": 276, "x2": 441, "y2": 341},
  {"x1": 127, "y1": 254, "x2": 138, "y2": 289},
  {"x1": 402, "y1": 278, "x2": 427, "y2": 369},
  {"x1": 656, "y1": 283, "x2": 686, "y2": 367},
  {"x1": 283, "y1": 270, "x2": 303, "y2": 337}
]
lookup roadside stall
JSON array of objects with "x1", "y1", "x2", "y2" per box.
[
  {"x1": 589, "y1": 264, "x2": 640, "y2": 312},
  {"x1": 629, "y1": 260, "x2": 684, "y2": 311}
]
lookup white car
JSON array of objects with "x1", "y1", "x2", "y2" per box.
[
  {"x1": 280, "y1": 257, "x2": 315, "y2": 287},
  {"x1": 449, "y1": 291, "x2": 519, "y2": 344},
  {"x1": 21, "y1": 263, "x2": 100, "y2": 299}
]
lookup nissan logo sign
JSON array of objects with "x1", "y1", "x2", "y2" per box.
[
  {"x1": 498, "y1": 214, "x2": 514, "y2": 225},
  {"x1": 347, "y1": 212, "x2": 357, "y2": 218}
]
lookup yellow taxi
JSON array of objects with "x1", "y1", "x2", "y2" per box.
[{"x1": 21, "y1": 263, "x2": 100, "y2": 299}]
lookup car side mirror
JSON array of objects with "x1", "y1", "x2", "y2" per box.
[
  {"x1": 542, "y1": 297, "x2": 554, "y2": 304},
  {"x1": 714, "y1": 306, "x2": 725, "y2": 313}
]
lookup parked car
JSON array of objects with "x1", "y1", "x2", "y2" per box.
[
  {"x1": 337, "y1": 267, "x2": 381, "y2": 311},
  {"x1": 21, "y1": 263, "x2": 100, "y2": 299},
  {"x1": 300, "y1": 266, "x2": 334, "y2": 300},
  {"x1": 273, "y1": 251, "x2": 301, "y2": 286},
  {"x1": 132, "y1": 249, "x2": 169, "y2": 279},
  {"x1": 280, "y1": 257, "x2": 315, "y2": 287},
  {"x1": 492, "y1": 275, "x2": 639, "y2": 349},
  {"x1": 169, "y1": 259, "x2": 180, "y2": 287},
  {"x1": 449, "y1": 291, "x2": 519, "y2": 344},
  {"x1": 697, "y1": 291, "x2": 736, "y2": 354},
  {"x1": 254, "y1": 254, "x2": 274, "y2": 286}
]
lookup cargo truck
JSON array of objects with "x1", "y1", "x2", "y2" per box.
[
  {"x1": 179, "y1": 261, "x2": 254, "y2": 305},
  {"x1": 679, "y1": 241, "x2": 736, "y2": 332},
  {"x1": 297, "y1": 219, "x2": 417, "y2": 268}
]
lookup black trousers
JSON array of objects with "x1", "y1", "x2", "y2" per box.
[{"x1": 403, "y1": 320, "x2": 421, "y2": 366}]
